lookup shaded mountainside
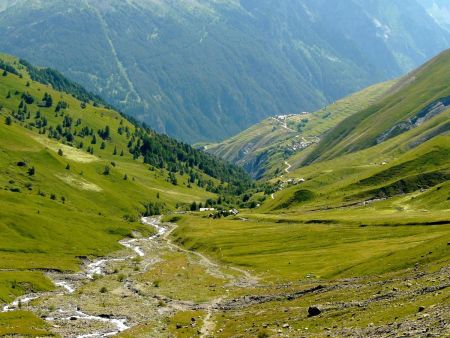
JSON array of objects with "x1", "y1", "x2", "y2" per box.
[
  {"x1": 0, "y1": 0, "x2": 449, "y2": 142},
  {"x1": 0, "y1": 54, "x2": 251, "y2": 306},
  {"x1": 419, "y1": 0, "x2": 450, "y2": 32}
]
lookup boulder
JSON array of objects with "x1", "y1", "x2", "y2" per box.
[{"x1": 308, "y1": 306, "x2": 321, "y2": 317}]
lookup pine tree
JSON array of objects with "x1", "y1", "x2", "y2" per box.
[
  {"x1": 5, "y1": 116, "x2": 12, "y2": 125},
  {"x1": 113, "y1": 146, "x2": 117, "y2": 155}
]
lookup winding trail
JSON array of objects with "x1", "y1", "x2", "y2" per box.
[
  {"x1": 284, "y1": 160, "x2": 292, "y2": 174},
  {"x1": 271, "y1": 160, "x2": 292, "y2": 200}
]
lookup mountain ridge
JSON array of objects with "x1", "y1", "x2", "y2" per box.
[{"x1": 0, "y1": 0, "x2": 449, "y2": 142}]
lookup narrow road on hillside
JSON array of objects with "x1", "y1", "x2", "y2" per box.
[
  {"x1": 284, "y1": 160, "x2": 292, "y2": 173},
  {"x1": 271, "y1": 160, "x2": 292, "y2": 200}
]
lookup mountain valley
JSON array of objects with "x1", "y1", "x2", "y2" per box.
[{"x1": 0, "y1": 2, "x2": 449, "y2": 337}]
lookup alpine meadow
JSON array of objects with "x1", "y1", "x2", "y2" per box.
[{"x1": 0, "y1": 1, "x2": 449, "y2": 337}]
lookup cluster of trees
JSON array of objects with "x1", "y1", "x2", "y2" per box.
[
  {"x1": 42, "y1": 93, "x2": 53, "y2": 107},
  {"x1": 19, "y1": 59, "x2": 106, "y2": 106},
  {"x1": 125, "y1": 126, "x2": 253, "y2": 195},
  {"x1": 142, "y1": 202, "x2": 165, "y2": 216},
  {"x1": 188, "y1": 190, "x2": 266, "y2": 211},
  {"x1": 0, "y1": 60, "x2": 20, "y2": 76},
  {"x1": 189, "y1": 198, "x2": 220, "y2": 211},
  {"x1": 21, "y1": 92, "x2": 34, "y2": 104}
]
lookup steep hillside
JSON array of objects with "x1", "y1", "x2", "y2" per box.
[
  {"x1": 0, "y1": 0, "x2": 449, "y2": 142},
  {"x1": 205, "y1": 80, "x2": 396, "y2": 178},
  {"x1": 0, "y1": 54, "x2": 250, "y2": 309},
  {"x1": 304, "y1": 49, "x2": 450, "y2": 165},
  {"x1": 263, "y1": 50, "x2": 450, "y2": 213}
]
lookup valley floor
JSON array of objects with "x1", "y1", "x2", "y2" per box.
[{"x1": 1, "y1": 213, "x2": 448, "y2": 337}]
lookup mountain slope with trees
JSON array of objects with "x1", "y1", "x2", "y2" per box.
[
  {"x1": 0, "y1": 53, "x2": 252, "y2": 310},
  {"x1": 0, "y1": 0, "x2": 448, "y2": 142}
]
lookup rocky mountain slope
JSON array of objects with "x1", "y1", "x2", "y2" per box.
[
  {"x1": 419, "y1": 0, "x2": 450, "y2": 31},
  {"x1": 0, "y1": 0, "x2": 449, "y2": 142}
]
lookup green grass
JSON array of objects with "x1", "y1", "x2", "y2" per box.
[
  {"x1": 0, "y1": 311, "x2": 54, "y2": 336},
  {"x1": 137, "y1": 251, "x2": 226, "y2": 302},
  {"x1": 265, "y1": 119, "x2": 450, "y2": 212},
  {"x1": 173, "y1": 212, "x2": 449, "y2": 282},
  {"x1": 0, "y1": 272, "x2": 54, "y2": 304}
]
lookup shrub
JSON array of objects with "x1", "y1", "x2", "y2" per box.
[
  {"x1": 27, "y1": 166, "x2": 35, "y2": 176},
  {"x1": 103, "y1": 165, "x2": 110, "y2": 175}
]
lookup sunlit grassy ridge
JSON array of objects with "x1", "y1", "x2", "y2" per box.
[
  {"x1": 305, "y1": 49, "x2": 450, "y2": 165},
  {"x1": 205, "y1": 80, "x2": 396, "y2": 178}
]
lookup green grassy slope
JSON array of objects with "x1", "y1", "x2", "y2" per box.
[
  {"x1": 304, "y1": 48, "x2": 450, "y2": 165},
  {"x1": 173, "y1": 209, "x2": 449, "y2": 281},
  {"x1": 0, "y1": 54, "x2": 234, "y2": 306},
  {"x1": 206, "y1": 80, "x2": 396, "y2": 178},
  {"x1": 188, "y1": 48, "x2": 450, "y2": 280},
  {"x1": 169, "y1": 50, "x2": 450, "y2": 336},
  {"x1": 266, "y1": 130, "x2": 450, "y2": 213}
]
